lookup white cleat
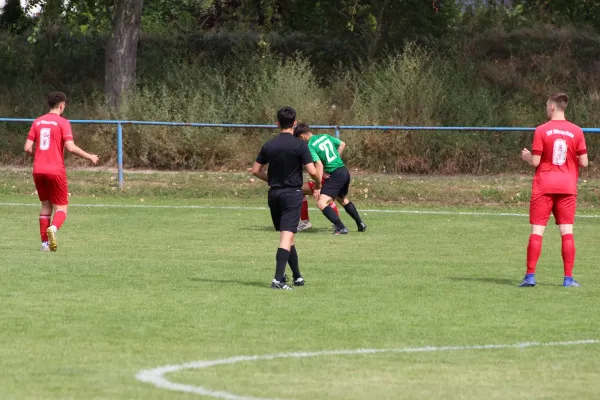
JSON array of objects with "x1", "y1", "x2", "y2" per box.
[
  {"x1": 40, "y1": 242, "x2": 50, "y2": 252},
  {"x1": 297, "y1": 221, "x2": 313, "y2": 232},
  {"x1": 46, "y1": 226, "x2": 58, "y2": 252}
]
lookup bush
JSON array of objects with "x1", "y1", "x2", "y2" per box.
[{"x1": 2, "y1": 20, "x2": 600, "y2": 174}]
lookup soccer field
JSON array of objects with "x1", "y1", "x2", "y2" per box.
[{"x1": 1, "y1": 196, "x2": 600, "y2": 400}]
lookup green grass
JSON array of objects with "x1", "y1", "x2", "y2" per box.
[
  {"x1": 1, "y1": 192, "x2": 600, "y2": 399},
  {"x1": 3, "y1": 168, "x2": 600, "y2": 208}
]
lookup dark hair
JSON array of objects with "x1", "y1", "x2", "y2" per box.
[
  {"x1": 277, "y1": 106, "x2": 296, "y2": 129},
  {"x1": 47, "y1": 91, "x2": 67, "y2": 109},
  {"x1": 294, "y1": 123, "x2": 311, "y2": 137},
  {"x1": 549, "y1": 92, "x2": 568, "y2": 111}
]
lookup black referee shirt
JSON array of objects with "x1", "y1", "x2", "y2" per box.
[{"x1": 256, "y1": 132, "x2": 313, "y2": 189}]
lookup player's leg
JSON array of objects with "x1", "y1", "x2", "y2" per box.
[
  {"x1": 33, "y1": 174, "x2": 52, "y2": 251},
  {"x1": 555, "y1": 195, "x2": 579, "y2": 287},
  {"x1": 318, "y1": 194, "x2": 347, "y2": 234},
  {"x1": 39, "y1": 201, "x2": 52, "y2": 251},
  {"x1": 270, "y1": 191, "x2": 302, "y2": 290},
  {"x1": 298, "y1": 183, "x2": 313, "y2": 232},
  {"x1": 521, "y1": 194, "x2": 551, "y2": 287},
  {"x1": 318, "y1": 169, "x2": 348, "y2": 234},
  {"x1": 284, "y1": 191, "x2": 304, "y2": 285},
  {"x1": 46, "y1": 174, "x2": 69, "y2": 252},
  {"x1": 288, "y1": 238, "x2": 304, "y2": 286},
  {"x1": 335, "y1": 169, "x2": 366, "y2": 231},
  {"x1": 330, "y1": 201, "x2": 339, "y2": 217},
  {"x1": 268, "y1": 192, "x2": 291, "y2": 289}
]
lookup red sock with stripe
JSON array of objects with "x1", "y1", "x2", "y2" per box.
[
  {"x1": 330, "y1": 202, "x2": 339, "y2": 216},
  {"x1": 300, "y1": 196, "x2": 309, "y2": 221},
  {"x1": 39, "y1": 214, "x2": 51, "y2": 242},
  {"x1": 51, "y1": 210, "x2": 67, "y2": 230},
  {"x1": 526, "y1": 234, "x2": 543, "y2": 275},
  {"x1": 561, "y1": 234, "x2": 575, "y2": 278}
]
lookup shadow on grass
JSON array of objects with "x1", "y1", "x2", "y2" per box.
[
  {"x1": 449, "y1": 276, "x2": 517, "y2": 286},
  {"x1": 450, "y1": 276, "x2": 563, "y2": 287},
  {"x1": 189, "y1": 277, "x2": 267, "y2": 288},
  {"x1": 240, "y1": 226, "x2": 332, "y2": 233}
]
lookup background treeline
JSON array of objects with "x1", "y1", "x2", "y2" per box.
[{"x1": 1, "y1": 0, "x2": 600, "y2": 174}]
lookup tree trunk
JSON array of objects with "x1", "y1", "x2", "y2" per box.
[
  {"x1": 368, "y1": 0, "x2": 389, "y2": 59},
  {"x1": 104, "y1": 0, "x2": 143, "y2": 110}
]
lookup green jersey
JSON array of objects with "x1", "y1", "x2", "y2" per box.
[{"x1": 308, "y1": 134, "x2": 345, "y2": 173}]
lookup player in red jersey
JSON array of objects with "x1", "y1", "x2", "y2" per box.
[
  {"x1": 519, "y1": 92, "x2": 588, "y2": 287},
  {"x1": 24, "y1": 92, "x2": 99, "y2": 252}
]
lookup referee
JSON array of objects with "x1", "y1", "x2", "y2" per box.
[{"x1": 251, "y1": 106, "x2": 321, "y2": 290}]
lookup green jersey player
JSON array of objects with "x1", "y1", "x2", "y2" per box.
[{"x1": 294, "y1": 123, "x2": 367, "y2": 235}]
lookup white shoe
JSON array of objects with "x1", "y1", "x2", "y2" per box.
[
  {"x1": 46, "y1": 226, "x2": 58, "y2": 252},
  {"x1": 40, "y1": 242, "x2": 50, "y2": 252},
  {"x1": 297, "y1": 221, "x2": 312, "y2": 232}
]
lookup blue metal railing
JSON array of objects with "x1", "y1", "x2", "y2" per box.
[{"x1": 2, "y1": 117, "x2": 600, "y2": 189}]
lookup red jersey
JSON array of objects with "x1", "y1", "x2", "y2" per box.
[
  {"x1": 27, "y1": 113, "x2": 74, "y2": 175},
  {"x1": 531, "y1": 120, "x2": 586, "y2": 195}
]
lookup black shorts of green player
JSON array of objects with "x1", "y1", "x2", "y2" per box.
[{"x1": 294, "y1": 123, "x2": 367, "y2": 234}]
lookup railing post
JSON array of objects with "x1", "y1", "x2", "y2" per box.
[
  {"x1": 117, "y1": 122, "x2": 124, "y2": 190},
  {"x1": 335, "y1": 126, "x2": 340, "y2": 139}
]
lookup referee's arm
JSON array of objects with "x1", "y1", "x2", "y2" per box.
[
  {"x1": 252, "y1": 144, "x2": 269, "y2": 182},
  {"x1": 251, "y1": 162, "x2": 268, "y2": 182}
]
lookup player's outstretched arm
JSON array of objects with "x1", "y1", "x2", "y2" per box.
[
  {"x1": 24, "y1": 139, "x2": 34, "y2": 156},
  {"x1": 251, "y1": 162, "x2": 268, "y2": 182},
  {"x1": 337, "y1": 141, "x2": 347, "y2": 157},
  {"x1": 521, "y1": 148, "x2": 540, "y2": 167},
  {"x1": 315, "y1": 160, "x2": 324, "y2": 182},
  {"x1": 65, "y1": 141, "x2": 99, "y2": 164}
]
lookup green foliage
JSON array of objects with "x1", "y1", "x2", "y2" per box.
[
  {"x1": 3, "y1": 1, "x2": 600, "y2": 173},
  {"x1": 517, "y1": 0, "x2": 600, "y2": 31},
  {"x1": 0, "y1": 0, "x2": 29, "y2": 33}
]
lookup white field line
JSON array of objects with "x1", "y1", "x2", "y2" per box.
[
  {"x1": 135, "y1": 339, "x2": 600, "y2": 399},
  {"x1": 1, "y1": 201, "x2": 600, "y2": 219}
]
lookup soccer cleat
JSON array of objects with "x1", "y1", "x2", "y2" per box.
[
  {"x1": 293, "y1": 277, "x2": 305, "y2": 287},
  {"x1": 519, "y1": 274, "x2": 536, "y2": 287},
  {"x1": 40, "y1": 242, "x2": 50, "y2": 252},
  {"x1": 46, "y1": 226, "x2": 58, "y2": 252},
  {"x1": 358, "y1": 222, "x2": 367, "y2": 232},
  {"x1": 271, "y1": 280, "x2": 292, "y2": 290},
  {"x1": 563, "y1": 277, "x2": 581, "y2": 287},
  {"x1": 333, "y1": 227, "x2": 349, "y2": 235},
  {"x1": 297, "y1": 220, "x2": 313, "y2": 232}
]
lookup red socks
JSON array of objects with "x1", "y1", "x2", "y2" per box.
[
  {"x1": 300, "y1": 196, "x2": 309, "y2": 221},
  {"x1": 51, "y1": 210, "x2": 67, "y2": 230},
  {"x1": 331, "y1": 202, "x2": 339, "y2": 216},
  {"x1": 39, "y1": 214, "x2": 51, "y2": 242},
  {"x1": 526, "y1": 234, "x2": 543, "y2": 275},
  {"x1": 526, "y1": 233, "x2": 576, "y2": 277},
  {"x1": 561, "y1": 234, "x2": 575, "y2": 278}
]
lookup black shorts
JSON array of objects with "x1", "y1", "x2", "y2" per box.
[
  {"x1": 268, "y1": 188, "x2": 303, "y2": 233},
  {"x1": 321, "y1": 167, "x2": 351, "y2": 199}
]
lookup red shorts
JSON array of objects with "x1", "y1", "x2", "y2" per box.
[
  {"x1": 33, "y1": 173, "x2": 69, "y2": 205},
  {"x1": 529, "y1": 194, "x2": 576, "y2": 226},
  {"x1": 307, "y1": 178, "x2": 325, "y2": 192}
]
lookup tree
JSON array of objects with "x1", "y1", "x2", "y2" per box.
[
  {"x1": 0, "y1": 0, "x2": 27, "y2": 33},
  {"x1": 105, "y1": 0, "x2": 144, "y2": 109}
]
